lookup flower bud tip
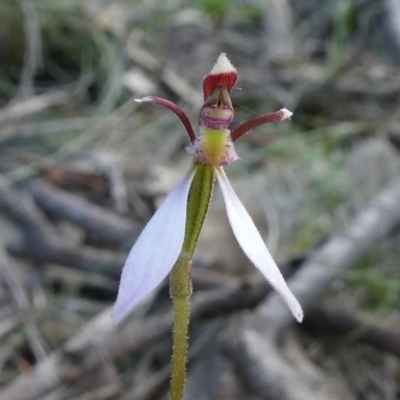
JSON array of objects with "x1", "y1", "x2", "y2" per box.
[
  {"x1": 135, "y1": 96, "x2": 153, "y2": 103},
  {"x1": 280, "y1": 108, "x2": 293, "y2": 120},
  {"x1": 209, "y1": 53, "x2": 236, "y2": 75}
]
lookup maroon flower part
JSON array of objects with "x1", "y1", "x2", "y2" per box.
[
  {"x1": 134, "y1": 54, "x2": 292, "y2": 152},
  {"x1": 231, "y1": 108, "x2": 292, "y2": 141},
  {"x1": 200, "y1": 87, "x2": 234, "y2": 130},
  {"x1": 202, "y1": 53, "x2": 238, "y2": 100}
]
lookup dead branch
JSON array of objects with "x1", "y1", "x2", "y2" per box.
[
  {"x1": 257, "y1": 175, "x2": 400, "y2": 333},
  {"x1": 0, "y1": 308, "x2": 134, "y2": 400},
  {"x1": 388, "y1": 122, "x2": 400, "y2": 151},
  {"x1": 16, "y1": 0, "x2": 42, "y2": 97},
  {"x1": 305, "y1": 305, "x2": 400, "y2": 358},
  {"x1": 0, "y1": 246, "x2": 48, "y2": 361},
  {"x1": 124, "y1": 44, "x2": 202, "y2": 109},
  {"x1": 2, "y1": 251, "x2": 399, "y2": 400},
  {"x1": 260, "y1": 0, "x2": 295, "y2": 62},
  {"x1": 0, "y1": 171, "x2": 243, "y2": 288},
  {"x1": 220, "y1": 317, "x2": 347, "y2": 400},
  {"x1": 25, "y1": 178, "x2": 138, "y2": 247},
  {"x1": 3, "y1": 172, "x2": 400, "y2": 400},
  {"x1": 0, "y1": 91, "x2": 73, "y2": 126},
  {"x1": 0, "y1": 185, "x2": 125, "y2": 279},
  {"x1": 385, "y1": 0, "x2": 400, "y2": 54},
  {"x1": 0, "y1": 271, "x2": 277, "y2": 400},
  {"x1": 221, "y1": 174, "x2": 400, "y2": 399},
  {"x1": 126, "y1": 365, "x2": 170, "y2": 400}
]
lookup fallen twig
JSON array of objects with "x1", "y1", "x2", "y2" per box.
[
  {"x1": 124, "y1": 45, "x2": 202, "y2": 109},
  {"x1": 305, "y1": 305, "x2": 400, "y2": 358},
  {"x1": 221, "y1": 174, "x2": 400, "y2": 399},
  {"x1": 0, "y1": 185, "x2": 125, "y2": 279},
  {"x1": 258, "y1": 175, "x2": 400, "y2": 331},
  {"x1": 0, "y1": 246, "x2": 48, "y2": 361},
  {"x1": 0, "y1": 91, "x2": 74, "y2": 126},
  {"x1": 0, "y1": 271, "x2": 278, "y2": 400},
  {"x1": 25, "y1": 178, "x2": 138, "y2": 247},
  {"x1": 221, "y1": 318, "x2": 339, "y2": 400},
  {"x1": 3, "y1": 174, "x2": 400, "y2": 400}
]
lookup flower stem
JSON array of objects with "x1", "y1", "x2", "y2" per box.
[
  {"x1": 169, "y1": 164, "x2": 214, "y2": 400},
  {"x1": 169, "y1": 253, "x2": 191, "y2": 400}
]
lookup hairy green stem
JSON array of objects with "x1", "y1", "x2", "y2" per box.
[
  {"x1": 169, "y1": 164, "x2": 214, "y2": 400},
  {"x1": 169, "y1": 253, "x2": 191, "y2": 400}
]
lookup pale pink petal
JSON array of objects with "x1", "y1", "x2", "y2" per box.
[
  {"x1": 215, "y1": 167, "x2": 303, "y2": 322},
  {"x1": 113, "y1": 168, "x2": 196, "y2": 323}
]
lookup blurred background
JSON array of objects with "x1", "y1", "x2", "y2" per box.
[{"x1": 0, "y1": 0, "x2": 400, "y2": 399}]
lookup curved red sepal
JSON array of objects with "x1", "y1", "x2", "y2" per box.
[
  {"x1": 231, "y1": 109, "x2": 293, "y2": 141},
  {"x1": 136, "y1": 96, "x2": 196, "y2": 143}
]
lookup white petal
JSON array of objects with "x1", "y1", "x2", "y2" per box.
[
  {"x1": 113, "y1": 167, "x2": 196, "y2": 323},
  {"x1": 215, "y1": 167, "x2": 303, "y2": 322}
]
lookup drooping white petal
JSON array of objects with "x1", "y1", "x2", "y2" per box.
[
  {"x1": 215, "y1": 167, "x2": 303, "y2": 322},
  {"x1": 113, "y1": 167, "x2": 196, "y2": 323}
]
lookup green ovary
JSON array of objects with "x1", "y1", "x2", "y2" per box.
[{"x1": 187, "y1": 127, "x2": 238, "y2": 166}]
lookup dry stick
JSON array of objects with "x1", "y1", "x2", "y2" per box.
[
  {"x1": 25, "y1": 178, "x2": 138, "y2": 247},
  {"x1": 127, "y1": 365, "x2": 170, "y2": 400},
  {"x1": 16, "y1": 0, "x2": 42, "y2": 97},
  {"x1": 125, "y1": 320, "x2": 222, "y2": 400},
  {"x1": 0, "y1": 185, "x2": 125, "y2": 279},
  {"x1": 304, "y1": 305, "x2": 400, "y2": 358},
  {"x1": 385, "y1": 0, "x2": 400, "y2": 53},
  {"x1": 223, "y1": 306, "x2": 400, "y2": 400},
  {"x1": 122, "y1": 347, "x2": 171, "y2": 400},
  {"x1": 0, "y1": 159, "x2": 138, "y2": 246},
  {"x1": 2, "y1": 262, "x2": 400, "y2": 399},
  {"x1": 3, "y1": 176, "x2": 400, "y2": 399},
  {"x1": 0, "y1": 246, "x2": 48, "y2": 361},
  {"x1": 222, "y1": 175, "x2": 400, "y2": 400},
  {"x1": 221, "y1": 319, "x2": 328, "y2": 400},
  {"x1": 124, "y1": 45, "x2": 202, "y2": 109},
  {"x1": 388, "y1": 122, "x2": 400, "y2": 151},
  {"x1": 0, "y1": 272, "x2": 272, "y2": 400},
  {"x1": 257, "y1": 175, "x2": 400, "y2": 331},
  {"x1": 0, "y1": 91, "x2": 73, "y2": 126},
  {"x1": 0, "y1": 184, "x2": 232, "y2": 288},
  {"x1": 261, "y1": 0, "x2": 294, "y2": 62}
]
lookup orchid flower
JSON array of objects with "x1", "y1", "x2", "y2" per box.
[{"x1": 113, "y1": 53, "x2": 303, "y2": 324}]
